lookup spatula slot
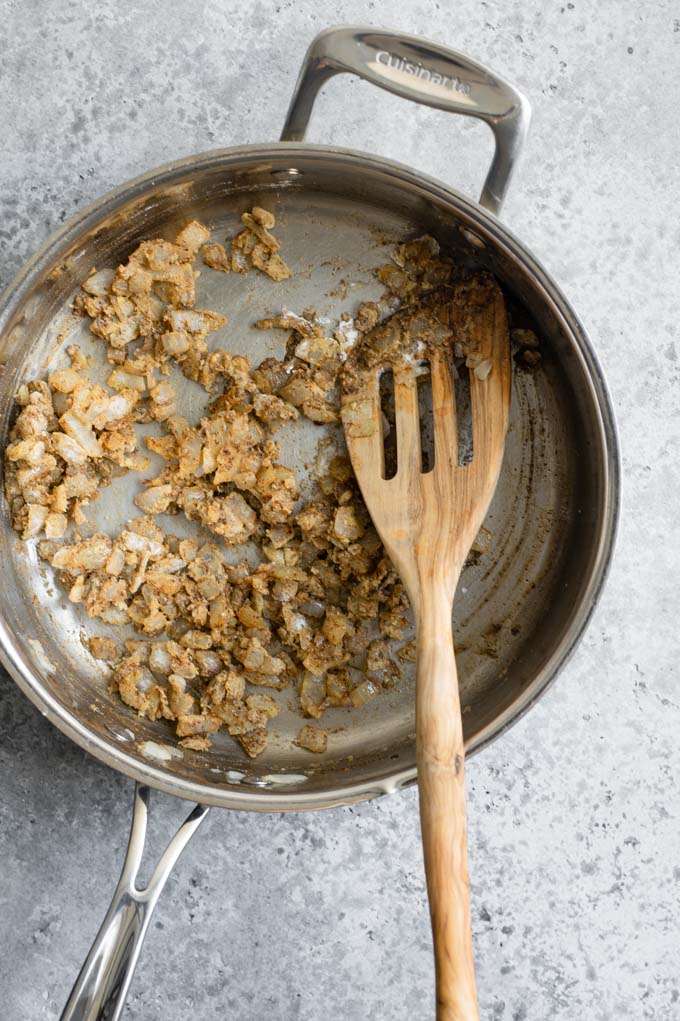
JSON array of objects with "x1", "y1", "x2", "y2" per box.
[
  {"x1": 454, "y1": 362, "x2": 474, "y2": 466},
  {"x1": 379, "y1": 366, "x2": 398, "y2": 480},
  {"x1": 415, "y1": 360, "x2": 435, "y2": 474}
]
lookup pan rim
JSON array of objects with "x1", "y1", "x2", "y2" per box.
[{"x1": 0, "y1": 142, "x2": 620, "y2": 811}]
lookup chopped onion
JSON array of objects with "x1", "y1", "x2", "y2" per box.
[
  {"x1": 473, "y1": 358, "x2": 493, "y2": 381},
  {"x1": 350, "y1": 679, "x2": 380, "y2": 708},
  {"x1": 149, "y1": 645, "x2": 172, "y2": 676},
  {"x1": 82, "y1": 268, "x2": 115, "y2": 296}
]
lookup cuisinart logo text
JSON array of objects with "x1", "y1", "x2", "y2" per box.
[{"x1": 375, "y1": 50, "x2": 472, "y2": 94}]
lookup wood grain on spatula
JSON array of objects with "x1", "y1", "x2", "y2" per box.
[{"x1": 341, "y1": 275, "x2": 511, "y2": 1021}]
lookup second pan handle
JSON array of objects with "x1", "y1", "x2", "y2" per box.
[
  {"x1": 60, "y1": 784, "x2": 209, "y2": 1021},
  {"x1": 280, "y1": 25, "x2": 531, "y2": 216}
]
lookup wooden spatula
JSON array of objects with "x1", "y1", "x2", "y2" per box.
[{"x1": 341, "y1": 278, "x2": 511, "y2": 1021}]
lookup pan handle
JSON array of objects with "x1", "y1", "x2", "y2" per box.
[
  {"x1": 280, "y1": 25, "x2": 531, "y2": 215},
  {"x1": 59, "y1": 783, "x2": 209, "y2": 1021}
]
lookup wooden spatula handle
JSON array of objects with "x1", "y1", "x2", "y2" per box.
[{"x1": 416, "y1": 582, "x2": 478, "y2": 1021}]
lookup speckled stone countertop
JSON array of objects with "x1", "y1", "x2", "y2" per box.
[{"x1": 1, "y1": 1, "x2": 679, "y2": 1018}]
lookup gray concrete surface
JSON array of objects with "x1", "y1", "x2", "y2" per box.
[{"x1": 1, "y1": 0, "x2": 679, "y2": 1018}]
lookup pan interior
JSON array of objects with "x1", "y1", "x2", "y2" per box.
[{"x1": 0, "y1": 152, "x2": 603, "y2": 807}]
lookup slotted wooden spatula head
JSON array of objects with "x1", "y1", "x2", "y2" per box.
[{"x1": 341, "y1": 276, "x2": 512, "y2": 605}]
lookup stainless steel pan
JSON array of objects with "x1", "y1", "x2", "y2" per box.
[{"x1": 0, "y1": 26, "x2": 619, "y2": 1020}]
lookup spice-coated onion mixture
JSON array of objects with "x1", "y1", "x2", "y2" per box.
[{"x1": 5, "y1": 209, "x2": 537, "y2": 758}]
